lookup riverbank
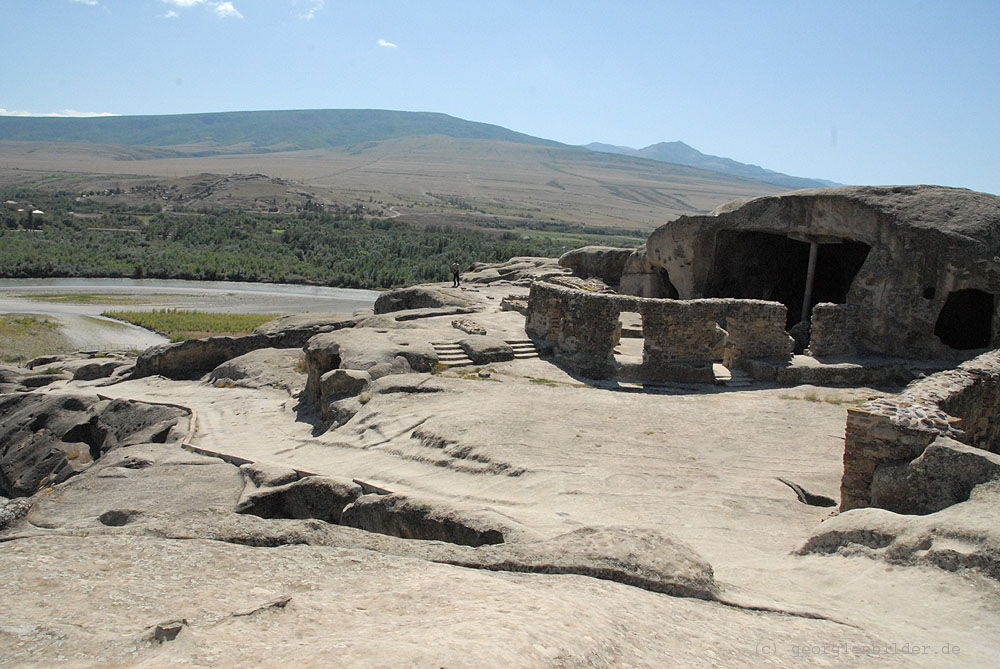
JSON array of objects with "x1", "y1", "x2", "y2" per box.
[{"x1": 0, "y1": 278, "x2": 380, "y2": 360}]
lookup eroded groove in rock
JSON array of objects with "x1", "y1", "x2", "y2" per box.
[
  {"x1": 404, "y1": 428, "x2": 526, "y2": 477},
  {"x1": 231, "y1": 595, "x2": 293, "y2": 618},
  {"x1": 776, "y1": 477, "x2": 837, "y2": 507},
  {"x1": 437, "y1": 527, "x2": 719, "y2": 601},
  {"x1": 235, "y1": 476, "x2": 362, "y2": 524},
  {"x1": 340, "y1": 493, "x2": 507, "y2": 547}
]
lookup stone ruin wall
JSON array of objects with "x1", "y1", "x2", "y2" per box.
[
  {"x1": 841, "y1": 349, "x2": 1000, "y2": 510},
  {"x1": 526, "y1": 282, "x2": 792, "y2": 381},
  {"x1": 807, "y1": 303, "x2": 861, "y2": 356},
  {"x1": 632, "y1": 189, "x2": 1000, "y2": 360}
]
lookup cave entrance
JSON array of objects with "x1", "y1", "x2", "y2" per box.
[
  {"x1": 659, "y1": 269, "x2": 679, "y2": 299},
  {"x1": 614, "y1": 311, "x2": 645, "y2": 372},
  {"x1": 934, "y1": 289, "x2": 995, "y2": 350},
  {"x1": 704, "y1": 231, "x2": 871, "y2": 328}
]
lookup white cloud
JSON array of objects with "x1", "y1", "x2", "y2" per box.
[
  {"x1": 70, "y1": 0, "x2": 99, "y2": 6},
  {"x1": 213, "y1": 2, "x2": 243, "y2": 19},
  {"x1": 161, "y1": 9, "x2": 179, "y2": 18},
  {"x1": 294, "y1": 0, "x2": 325, "y2": 21},
  {"x1": 0, "y1": 108, "x2": 119, "y2": 118},
  {"x1": 377, "y1": 39, "x2": 398, "y2": 49},
  {"x1": 159, "y1": 1, "x2": 242, "y2": 19}
]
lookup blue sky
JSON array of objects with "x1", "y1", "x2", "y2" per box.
[{"x1": 2, "y1": 0, "x2": 998, "y2": 194}]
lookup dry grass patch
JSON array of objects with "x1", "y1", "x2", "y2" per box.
[
  {"x1": 102, "y1": 309, "x2": 279, "y2": 342},
  {"x1": 0, "y1": 314, "x2": 72, "y2": 362}
]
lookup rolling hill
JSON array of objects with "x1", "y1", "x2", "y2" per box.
[
  {"x1": 0, "y1": 109, "x2": 563, "y2": 154},
  {"x1": 0, "y1": 109, "x2": 800, "y2": 231}
]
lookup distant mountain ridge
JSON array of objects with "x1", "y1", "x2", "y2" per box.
[
  {"x1": 0, "y1": 109, "x2": 840, "y2": 189},
  {"x1": 0, "y1": 109, "x2": 564, "y2": 154},
  {"x1": 584, "y1": 140, "x2": 841, "y2": 190}
]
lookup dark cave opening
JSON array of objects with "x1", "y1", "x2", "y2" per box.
[
  {"x1": 704, "y1": 231, "x2": 871, "y2": 328},
  {"x1": 934, "y1": 289, "x2": 995, "y2": 350},
  {"x1": 659, "y1": 268, "x2": 679, "y2": 299}
]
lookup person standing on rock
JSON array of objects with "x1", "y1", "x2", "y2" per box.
[{"x1": 451, "y1": 262, "x2": 461, "y2": 288}]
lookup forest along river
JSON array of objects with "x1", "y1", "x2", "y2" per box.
[{"x1": 0, "y1": 278, "x2": 381, "y2": 352}]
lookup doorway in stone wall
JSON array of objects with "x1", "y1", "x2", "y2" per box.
[
  {"x1": 934, "y1": 289, "x2": 995, "y2": 350},
  {"x1": 704, "y1": 231, "x2": 871, "y2": 328},
  {"x1": 614, "y1": 311, "x2": 645, "y2": 376}
]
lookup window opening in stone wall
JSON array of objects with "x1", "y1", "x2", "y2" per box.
[
  {"x1": 614, "y1": 311, "x2": 645, "y2": 371},
  {"x1": 934, "y1": 289, "x2": 995, "y2": 350},
  {"x1": 704, "y1": 231, "x2": 871, "y2": 328}
]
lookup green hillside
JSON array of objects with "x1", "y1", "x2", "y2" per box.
[{"x1": 0, "y1": 109, "x2": 564, "y2": 153}]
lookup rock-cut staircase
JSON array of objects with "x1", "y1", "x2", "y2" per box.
[
  {"x1": 507, "y1": 338, "x2": 541, "y2": 360},
  {"x1": 431, "y1": 339, "x2": 542, "y2": 368},
  {"x1": 431, "y1": 342, "x2": 474, "y2": 367}
]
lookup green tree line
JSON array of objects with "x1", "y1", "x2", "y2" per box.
[{"x1": 0, "y1": 190, "x2": 638, "y2": 289}]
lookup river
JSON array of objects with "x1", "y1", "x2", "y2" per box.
[{"x1": 0, "y1": 278, "x2": 381, "y2": 353}]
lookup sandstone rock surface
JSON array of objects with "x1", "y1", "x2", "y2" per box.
[
  {"x1": 0, "y1": 393, "x2": 189, "y2": 497},
  {"x1": 208, "y1": 347, "x2": 306, "y2": 394},
  {"x1": 4, "y1": 259, "x2": 1000, "y2": 665},
  {"x1": 236, "y1": 475, "x2": 363, "y2": 523},
  {"x1": 374, "y1": 285, "x2": 481, "y2": 314},
  {"x1": 558, "y1": 245, "x2": 634, "y2": 286}
]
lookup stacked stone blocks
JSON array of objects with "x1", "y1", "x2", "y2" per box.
[
  {"x1": 808, "y1": 303, "x2": 861, "y2": 356},
  {"x1": 526, "y1": 282, "x2": 792, "y2": 382},
  {"x1": 840, "y1": 349, "x2": 1000, "y2": 510}
]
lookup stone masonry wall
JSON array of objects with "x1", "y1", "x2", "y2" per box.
[
  {"x1": 525, "y1": 282, "x2": 622, "y2": 379},
  {"x1": 840, "y1": 349, "x2": 1000, "y2": 510},
  {"x1": 526, "y1": 282, "x2": 792, "y2": 381},
  {"x1": 808, "y1": 303, "x2": 860, "y2": 356}
]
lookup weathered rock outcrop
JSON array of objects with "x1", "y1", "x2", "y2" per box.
[
  {"x1": 374, "y1": 286, "x2": 481, "y2": 314},
  {"x1": 558, "y1": 245, "x2": 634, "y2": 287},
  {"x1": 207, "y1": 348, "x2": 306, "y2": 394},
  {"x1": 619, "y1": 244, "x2": 678, "y2": 298},
  {"x1": 339, "y1": 493, "x2": 511, "y2": 547},
  {"x1": 463, "y1": 256, "x2": 569, "y2": 286},
  {"x1": 134, "y1": 313, "x2": 366, "y2": 381},
  {"x1": 252, "y1": 312, "x2": 370, "y2": 347},
  {"x1": 0, "y1": 393, "x2": 189, "y2": 498},
  {"x1": 134, "y1": 335, "x2": 273, "y2": 380},
  {"x1": 870, "y1": 437, "x2": 1000, "y2": 515},
  {"x1": 301, "y1": 328, "x2": 438, "y2": 417},
  {"x1": 236, "y1": 475, "x2": 363, "y2": 523},
  {"x1": 622, "y1": 185, "x2": 1000, "y2": 358},
  {"x1": 444, "y1": 526, "x2": 719, "y2": 600},
  {"x1": 0, "y1": 355, "x2": 133, "y2": 391},
  {"x1": 801, "y1": 478, "x2": 1000, "y2": 580}
]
